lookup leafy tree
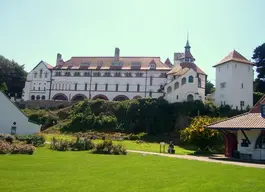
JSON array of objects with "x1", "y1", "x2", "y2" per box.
[
  {"x1": 0, "y1": 55, "x2": 27, "y2": 97},
  {"x1": 205, "y1": 80, "x2": 215, "y2": 95},
  {"x1": 180, "y1": 116, "x2": 225, "y2": 150},
  {"x1": 0, "y1": 82, "x2": 8, "y2": 92},
  {"x1": 252, "y1": 43, "x2": 265, "y2": 93}
]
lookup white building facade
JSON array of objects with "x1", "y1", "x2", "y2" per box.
[
  {"x1": 213, "y1": 50, "x2": 254, "y2": 110},
  {"x1": 22, "y1": 44, "x2": 207, "y2": 103},
  {"x1": 0, "y1": 91, "x2": 40, "y2": 135}
]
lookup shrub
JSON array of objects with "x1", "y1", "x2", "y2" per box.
[
  {"x1": 50, "y1": 137, "x2": 95, "y2": 151},
  {"x1": 92, "y1": 140, "x2": 127, "y2": 155},
  {"x1": 180, "y1": 116, "x2": 225, "y2": 151},
  {"x1": 124, "y1": 132, "x2": 147, "y2": 140},
  {"x1": 0, "y1": 134, "x2": 15, "y2": 143},
  {"x1": 0, "y1": 141, "x2": 35, "y2": 155},
  {"x1": 0, "y1": 141, "x2": 12, "y2": 154},
  {"x1": 11, "y1": 143, "x2": 36, "y2": 155},
  {"x1": 16, "y1": 134, "x2": 45, "y2": 147}
]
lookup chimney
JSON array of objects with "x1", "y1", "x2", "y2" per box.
[
  {"x1": 114, "y1": 48, "x2": 120, "y2": 61},
  {"x1": 56, "y1": 53, "x2": 62, "y2": 66}
]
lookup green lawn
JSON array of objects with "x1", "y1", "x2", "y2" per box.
[
  {"x1": 41, "y1": 133, "x2": 194, "y2": 154},
  {"x1": 0, "y1": 147, "x2": 264, "y2": 192}
]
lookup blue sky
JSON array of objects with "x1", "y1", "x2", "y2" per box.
[{"x1": 0, "y1": 0, "x2": 264, "y2": 83}]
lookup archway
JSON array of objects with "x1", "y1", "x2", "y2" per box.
[
  {"x1": 92, "y1": 94, "x2": 109, "y2": 100},
  {"x1": 133, "y1": 96, "x2": 142, "y2": 100},
  {"x1": 41, "y1": 95, "x2": 46, "y2": 100},
  {"x1": 52, "y1": 93, "x2": 68, "y2": 101},
  {"x1": 71, "y1": 94, "x2": 87, "y2": 101},
  {"x1": 36, "y1": 95, "x2": 40, "y2": 100},
  {"x1": 187, "y1": 94, "x2": 194, "y2": 102},
  {"x1": 31, "y1": 95, "x2": 35, "y2": 100},
  {"x1": 113, "y1": 95, "x2": 129, "y2": 101}
]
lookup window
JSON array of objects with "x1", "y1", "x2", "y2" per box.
[
  {"x1": 64, "y1": 72, "x2": 71, "y2": 76},
  {"x1": 187, "y1": 94, "x2": 194, "y2": 102},
  {"x1": 115, "y1": 72, "x2": 121, "y2": 77},
  {"x1": 55, "y1": 72, "x2": 62, "y2": 76},
  {"x1": 255, "y1": 133, "x2": 265, "y2": 149},
  {"x1": 40, "y1": 69, "x2": 43, "y2": 78},
  {"x1": 167, "y1": 86, "x2": 172, "y2": 94},
  {"x1": 93, "y1": 72, "x2": 101, "y2": 77},
  {"x1": 125, "y1": 72, "x2": 132, "y2": 77},
  {"x1": 84, "y1": 72, "x2": 90, "y2": 77},
  {"x1": 174, "y1": 82, "x2": 179, "y2": 89},
  {"x1": 149, "y1": 91, "x2": 152, "y2": 97},
  {"x1": 176, "y1": 95, "x2": 179, "y2": 100},
  {"x1": 95, "y1": 83, "x2": 98, "y2": 91},
  {"x1": 45, "y1": 72, "x2": 48, "y2": 78},
  {"x1": 75, "y1": 83, "x2": 77, "y2": 91},
  {"x1": 126, "y1": 84, "x2": 129, "y2": 92},
  {"x1": 105, "y1": 84, "x2": 108, "y2": 91},
  {"x1": 181, "y1": 77, "x2": 186, "y2": 85},
  {"x1": 44, "y1": 87, "x2": 46, "y2": 91},
  {"x1": 104, "y1": 72, "x2": 111, "y2": 77},
  {"x1": 59, "y1": 84, "x2": 61, "y2": 90},
  {"x1": 85, "y1": 83, "x2": 87, "y2": 91},
  {"x1": 188, "y1": 76, "x2": 194, "y2": 83},
  {"x1": 74, "y1": 72, "x2": 81, "y2": 76},
  {"x1": 240, "y1": 101, "x2": 245, "y2": 108},
  {"x1": 31, "y1": 95, "x2": 35, "y2": 100},
  {"x1": 38, "y1": 87, "x2": 40, "y2": 91},
  {"x1": 137, "y1": 84, "x2": 140, "y2": 92},
  {"x1": 136, "y1": 72, "x2": 143, "y2": 77},
  {"x1": 36, "y1": 95, "x2": 40, "y2": 100},
  {"x1": 150, "y1": 76, "x2": 153, "y2": 86},
  {"x1": 41, "y1": 95, "x2": 45, "y2": 100},
  {"x1": 241, "y1": 83, "x2": 244, "y2": 89},
  {"x1": 34, "y1": 72, "x2": 37, "y2": 78},
  {"x1": 220, "y1": 82, "x2": 226, "y2": 88},
  {"x1": 150, "y1": 64, "x2": 156, "y2": 69},
  {"x1": 116, "y1": 84, "x2": 119, "y2": 91},
  {"x1": 198, "y1": 78, "x2": 202, "y2": 88},
  {"x1": 33, "y1": 87, "x2": 35, "y2": 90}
]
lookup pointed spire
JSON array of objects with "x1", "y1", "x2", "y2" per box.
[{"x1": 185, "y1": 32, "x2": 190, "y2": 48}]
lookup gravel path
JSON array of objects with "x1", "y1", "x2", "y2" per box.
[{"x1": 127, "y1": 150, "x2": 265, "y2": 169}]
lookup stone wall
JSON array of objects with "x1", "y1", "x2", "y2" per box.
[{"x1": 16, "y1": 100, "x2": 76, "y2": 109}]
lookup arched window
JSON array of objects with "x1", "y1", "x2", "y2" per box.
[
  {"x1": 105, "y1": 84, "x2": 108, "y2": 91},
  {"x1": 167, "y1": 86, "x2": 172, "y2": 94},
  {"x1": 198, "y1": 78, "x2": 201, "y2": 88},
  {"x1": 174, "y1": 82, "x2": 179, "y2": 90},
  {"x1": 41, "y1": 95, "x2": 45, "y2": 100},
  {"x1": 31, "y1": 95, "x2": 35, "y2": 100},
  {"x1": 137, "y1": 84, "x2": 140, "y2": 92},
  {"x1": 38, "y1": 87, "x2": 40, "y2": 91},
  {"x1": 75, "y1": 83, "x2": 77, "y2": 91},
  {"x1": 116, "y1": 84, "x2": 119, "y2": 91},
  {"x1": 44, "y1": 87, "x2": 46, "y2": 91},
  {"x1": 95, "y1": 83, "x2": 97, "y2": 91},
  {"x1": 188, "y1": 76, "x2": 194, "y2": 83},
  {"x1": 84, "y1": 83, "x2": 87, "y2": 91},
  {"x1": 34, "y1": 72, "x2": 37, "y2": 78},
  {"x1": 36, "y1": 95, "x2": 40, "y2": 100},
  {"x1": 45, "y1": 72, "x2": 48, "y2": 78},
  {"x1": 33, "y1": 87, "x2": 35, "y2": 91},
  {"x1": 39, "y1": 69, "x2": 43, "y2": 78},
  {"x1": 126, "y1": 84, "x2": 129, "y2": 92},
  {"x1": 181, "y1": 77, "x2": 186, "y2": 85},
  {"x1": 187, "y1": 94, "x2": 194, "y2": 102},
  {"x1": 255, "y1": 132, "x2": 265, "y2": 149}
]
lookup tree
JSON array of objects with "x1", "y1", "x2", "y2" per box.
[
  {"x1": 0, "y1": 55, "x2": 27, "y2": 97},
  {"x1": 252, "y1": 43, "x2": 265, "y2": 93},
  {"x1": 205, "y1": 80, "x2": 215, "y2": 95},
  {"x1": 0, "y1": 82, "x2": 8, "y2": 92}
]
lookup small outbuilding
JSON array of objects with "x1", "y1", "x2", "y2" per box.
[
  {"x1": 0, "y1": 91, "x2": 40, "y2": 135},
  {"x1": 206, "y1": 95, "x2": 265, "y2": 160}
]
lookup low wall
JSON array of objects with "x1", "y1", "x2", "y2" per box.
[{"x1": 16, "y1": 100, "x2": 76, "y2": 109}]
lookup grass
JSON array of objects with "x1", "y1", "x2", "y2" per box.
[
  {"x1": 0, "y1": 147, "x2": 265, "y2": 192},
  {"x1": 41, "y1": 133, "x2": 195, "y2": 154}
]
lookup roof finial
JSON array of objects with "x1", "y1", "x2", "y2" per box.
[{"x1": 185, "y1": 32, "x2": 190, "y2": 48}]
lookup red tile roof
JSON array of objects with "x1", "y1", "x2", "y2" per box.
[
  {"x1": 207, "y1": 95, "x2": 265, "y2": 130},
  {"x1": 213, "y1": 50, "x2": 253, "y2": 67},
  {"x1": 167, "y1": 62, "x2": 206, "y2": 76},
  {"x1": 54, "y1": 57, "x2": 170, "y2": 71}
]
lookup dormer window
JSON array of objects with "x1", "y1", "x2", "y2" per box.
[
  {"x1": 150, "y1": 64, "x2": 156, "y2": 69},
  {"x1": 98, "y1": 61, "x2": 103, "y2": 68}
]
